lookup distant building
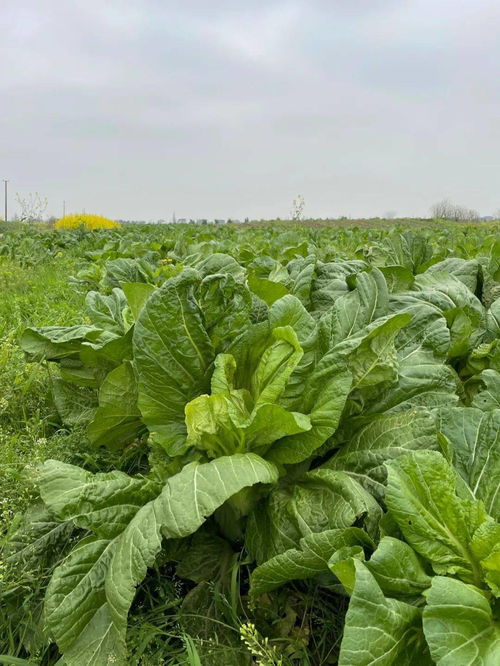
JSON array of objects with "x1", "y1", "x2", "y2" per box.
[
  {"x1": 214, "y1": 219, "x2": 225, "y2": 224},
  {"x1": 177, "y1": 218, "x2": 187, "y2": 223}
]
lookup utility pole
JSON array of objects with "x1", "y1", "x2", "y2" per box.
[
  {"x1": 2, "y1": 180, "x2": 7, "y2": 223},
  {"x1": 63, "y1": 200, "x2": 66, "y2": 217}
]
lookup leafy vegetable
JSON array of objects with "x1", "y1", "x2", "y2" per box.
[
  {"x1": 42, "y1": 454, "x2": 278, "y2": 664},
  {"x1": 5, "y1": 224, "x2": 500, "y2": 665}
]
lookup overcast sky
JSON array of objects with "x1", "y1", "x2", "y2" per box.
[{"x1": 2, "y1": 0, "x2": 499, "y2": 220}]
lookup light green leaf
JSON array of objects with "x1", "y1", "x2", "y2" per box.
[
  {"x1": 390, "y1": 296, "x2": 450, "y2": 359},
  {"x1": 328, "y1": 545, "x2": 366, "y2": 594},
  {"x1": 52, "y1": 378, "x2": 97, "y2": 426},
  {"x1": 470, "y1": 520, "x2": 500, "y2": 595},
  {"x1": 39, "y1": 460, "x2": 161, "y2": 539},
  {"x1": 335, "y1": 313, "x2": 412, "y2": 390},
  {"x1": 364, "y1": 349, "x2": 460, "y2": 413},
  {"x1": 322, "y1": 267, "x2": 389, "y2": 345},
  {"x1": 269, "y1": 295, "x2": 318, "y2": 409},
  {"x1": 251, "y1": 326, "x2": 303, "y2": 405},
  {"x1": 44, "y1": 454, "x2": 277, "y2": 666},
  {"x1": 44, "y1": 536, "x2": 120, "y2": 661},
  {"x1": 85, "y1": 288, "x2": 128, "y2": 336},
  {"x1": 185, "y1": 392, "x2": 246, "y2": 457},
  {"x1": 198, "y1": 273, "x2": 252, "y2": 354},
  {"x1": 87, "y1": 362, "x2": 146, "y2": 450},
  {"x1": 185, "y1": 373, "x2": 311, "y2": 458},
  {"x1": 20, "y1": 325, "x2": 102, "y2": 361},
  {"x1": 267, "y1": 361, "x2": 352, "y2": 464},
  {"x1": 121, "y1": 282, "x2": 156, "y2": 321},
  {"x1": 339, "y1": 561, "x2": 430, "y2": 666},
  {"x1": 423, "y1": 577, "x2": 500, "y2": 666},
  {"x1": 105, "y1": 454, "x2": 278, "y2": 662},
  {"x1": 426, "y1": 257, "x2": 480, "y2": 293},
  {"x1": 379, "y1": 265, "x2": 414, "y2": 292},
  {"x1": 246, "y1": 469, "x2": 381, "y2": 564},
  {"x1": 245, "y1": 403, "x2": 311, "y2": 450},
  {"x1": 437, "y1": 408, "x2": 500, "y2": 519},
  {"x1": 472, "y1": 370, "x2": 500, "y2": 411},
  {"x1": 325, "y1": 409, "x2": 438, "y2": 499},
  {"x1": 268, "y1": 295, "x2": 316, "y2": 344},
  {"x1": 248, "y1": 274, "x2": 289, "y2": 305},
  {"x1": 487, "y1": 297, "x2": 500, "y2": 336},
  {"x1": 249, "y1": 528, "x2": 373, "y2": 598},
  {"x1": 134, "y1": 270, "x2": 213, "y2": 456},
  {"x1": 385, "y1": 450, "x2": 489, "y2": 585},
  {"x1": 365, "y1": 536, "x2": 432, "y2": 596},
  {"x1": 210, "y1": 353, "x2": 237, "y2": 395}
]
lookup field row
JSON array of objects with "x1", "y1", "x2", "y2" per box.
[{"x1": 0, "y1": 222, "x2": 499, "y2": 665}]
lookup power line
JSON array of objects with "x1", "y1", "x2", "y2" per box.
[{"x1": 2, "y1": 180, "x2": 8, "y2": 223}]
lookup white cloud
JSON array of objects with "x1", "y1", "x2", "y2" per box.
[{"x1": 197, "y1": 3, "x2": 303, "y2": 65}]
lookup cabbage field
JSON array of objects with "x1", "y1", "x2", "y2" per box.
[{"x1": 0, "y1": 221, "x2": 499, "y2": 665}]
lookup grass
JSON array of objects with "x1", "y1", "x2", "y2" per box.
[
  {"x1": 0, "y1": 258, "x2": 85, "y2": 535},
  {"x1": 0, "y1": 257, "x2": 99, "y2": 662},
  {"x1": 0, "y1": 258, "x2": 83, "y2": 332}
]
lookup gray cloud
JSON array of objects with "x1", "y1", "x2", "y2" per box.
[{"x1": 2, "y1": 0, "x2": 499, "y2": 220}]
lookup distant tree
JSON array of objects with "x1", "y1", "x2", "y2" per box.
[
  {"x1": 16, "y1": 192, "x2": 48, "y2": 223},
  {"x1": 384, "y1": 211, "x2": 397, "y2": 219},
  {"x1": 431, "y1": 199, "x2": 479, "y2": 222},
  {"x1": 290, "y1": 195, "x2": 305, "y2": 221},
  {"x1": 431, "y1": 200, "x2": 450, "y2": 219}
]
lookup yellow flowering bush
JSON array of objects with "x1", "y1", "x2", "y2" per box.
[{"x1": 55, "y1": 214, "x2": 120, "y2": 230}]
